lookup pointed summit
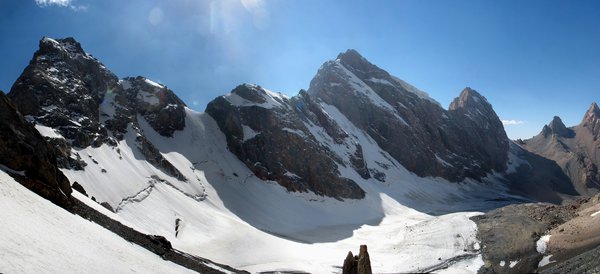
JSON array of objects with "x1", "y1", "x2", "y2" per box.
[
  {"x1": 582, "y1": 102, "x2": 600, "y2": 135},
  {"x1": 449, "y1": 87, "x2": 489, "y2": 111},
  {"x1": 584, "y1": 102, "x2": 600, "y2": 121},
  {"x1": 541, "y1": 116, "x2": 573, "y2": 138},
  {"x1": 336, "y1": 49, "x2": 367, "y2": 63},
  {"x1": 334, "y1": 49, "x2": 377, "y2": 73}
]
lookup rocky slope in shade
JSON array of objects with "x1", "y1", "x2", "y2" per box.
[
  {"x1": 0, "y1": 90, "x2": 72, "y2": 207},
  {"x1": 8, "y1": 37, "x2": 188, "y2": 181},
  {"x1": 307, "y1": 49, "x2": 508, "y2": 182},
  {"x1": 521, "y1": 104, "x2": 600, "y2": 196}
]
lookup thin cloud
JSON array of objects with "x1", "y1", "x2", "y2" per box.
[
  {"x1": 34, "y1": 0, "x2": 87, "y2": 11},
  {"x1": 502, "y1": 119, "x2": 527, "y2": 126}
]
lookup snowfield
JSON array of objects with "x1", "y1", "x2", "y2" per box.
[
  {"x1": 0, "y1": 171, "x2": 194, "y2": 274},
  {"x1": 53, "y1": 107, "x2": 515, "y2": 273}
]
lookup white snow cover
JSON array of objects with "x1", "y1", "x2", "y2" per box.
[
  {"x1": 223, "y1": 84, "x2": 286, "y2": 109},
  {"x1": 34, "y1": 124, "x2": 65, "y2": 139},
  {"x1": 536, "y1": 235, "x2": 551, "y2": 253},
  {"x1": 331, "y1": 61, "x2": 410, "y2": 127},
  {"x1": 538, "y1": 255, "x2": 555, "y2": 267},
  {"x1": 144, "y1": 78, "x2": 164, "y2": 88},
  {"x1": 0, "y1": 170, "x2": 194, "y2": 274},
  {"x1": 591, "y1": 210, "x2": 600, "y2": 217},
  {"x1": 242, "y1": 124, "x2": 259, "y2": 141},
  {"x1": 55, "y1": 106, "x2": 522, "y2": 273}
]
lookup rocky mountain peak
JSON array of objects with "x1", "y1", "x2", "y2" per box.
[
  {"x1": 545, "y1": 116, "x2": 573, "y2": 138},
  {"x1": 582, "y1": 102, "x2": 600, "y2": 136},
  {"x1": 9, "y1": 36, "x2": 118, "y2": 147},
  {"x1": 336, "y1": 49, "x2": 369, "y2": 68},
  {"x1": 449, "y1": 87, "x2": 489, "y2": 111},
  {"x1": 583, "y1": 102, "x2": 600, "y2": 122},
  {"x1": 40, "y1": 37, "x2": 85, "y2": 57}
]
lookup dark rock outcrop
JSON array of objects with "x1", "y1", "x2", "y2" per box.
[
  {"x1": 0, "y1": 91, "x2": 72, "y2": 207},
  {"x1": 8, "y1": 37, "x2": 188, "y2": 181},
  {"x1": 448, "y1": 87, "x2": 510, "y2": 174},
  {"x1": 342, "y1": 251, "x2": 358, "y2": 274},
  {"x1": 206, "y1": 50, "x2": 515, "y2": 199},
  {"x1": 308, "y1": 50, "x2": 508, "y2": 182},
  {"x1": 357, "y1": 245, "x2": 373, "y2": 274},
  {"x1": 206, "y1": 84, "x2": 364, "y2": 200},
  {"x1": 341, "y1": 245, "x2": 372, "y2": 274},
  {"x1": 8, "y1": 37, "x2": 118, "y2": 147},
  {"x1": 72, "y1": 181, "x2": 88, "y2": 196},
  {"x1": 521, "y1": 103, "x2": 600, "y2": 196}
]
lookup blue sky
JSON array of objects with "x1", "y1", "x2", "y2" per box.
[{"x1": 1, "y1": 0, "x2": 599, "y2": 139}]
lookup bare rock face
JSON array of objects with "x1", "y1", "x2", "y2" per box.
[
  {"x1": 448, "y1": 87, "x2": 510, "y2": 175},
  {"x1": 0, "y1": 91, "x2": 72, "y2": 207},
  {"x1": 341, "y1": 245, "x2": 372, "y2": 274},
  {"x1": 308, "y1": 50, "x2": 509, "y2": 182},
  {"x1": 521, "y1": 103, "x2": 600, "y2": 196},
  {"x1": 8, "y1": 37, "x2": 188, "y2": 181},
  {"x1": 357, "y1": 245, "x2": 373, "y2": 274},
  {"x1": 8, "y1": 37, "x2": 118, "y2": 147},
  {"x1": 111, "y1": 76, "x2": 186, "y2": 138},
  {"x1": 206, "y1": 84, "x2": 365, "y2": 200},
  {"x1": 206, "y1": 50, "x2": 513, "y2": 199},
  {"x1": 342, "y1": 251, "x2": 358, "y2": 274}
]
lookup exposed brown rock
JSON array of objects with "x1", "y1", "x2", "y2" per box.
[
  {"x1": 521, "y1": 103, "x2": 600, "y2": 196},
  {"x1": 342, "y1": 245, "x2": 372, "y2": 274},
  {"x1": 357, "y1": 245, "x2": 372, "y2": 274},
  {"x1": 342, "y1": 251, "x2": 357, "y2": 274},
  {"x1": 0, "y1": 91, "x2": 72, "y2": 207},
  {"x1": 206, "y1": 84, "x2": 365, "y2": 200}
]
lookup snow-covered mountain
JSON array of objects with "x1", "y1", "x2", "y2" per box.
[{"x1": 2, "y1": 37, "x2": 596, "y2": 273}]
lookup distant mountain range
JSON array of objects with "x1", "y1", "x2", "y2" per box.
[{"x1": 1, "y1": 37, "x2": 600, "y2": 273}]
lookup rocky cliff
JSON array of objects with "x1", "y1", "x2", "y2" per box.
[
  {"x1": 205, "y1": 50, "x2": 512, "y2": 200},
  {"x1": 8, "y1": 37, "x2": 188, "y2": 181},
  {"x1": 521, "y1": 103, "x2": 600, "y2": 195},
  {"x1": 0, "y1": 90, "x2": 72, "y2": 207},
  {"x1": 308, "y1": 50, "x2": 509, "y2": 182}
]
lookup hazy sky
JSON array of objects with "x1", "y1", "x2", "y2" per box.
[{"x1": 1, "y1": 0, "x2": 599, "y2": 139}]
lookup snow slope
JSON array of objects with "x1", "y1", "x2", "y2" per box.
[
  {"x1": 0, "y1": 171, "x2": 194, "y2": 274},
  {"x1": 56, "y1": 106, "x2": 517, "y2": 273}
]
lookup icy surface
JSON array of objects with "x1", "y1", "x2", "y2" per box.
[
  {"x1": 0, "y1": 171, "x2": 194, "y2": 274},
  {"x1": 54, "y1": 106, "x2": 521, "y2": 273}
]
